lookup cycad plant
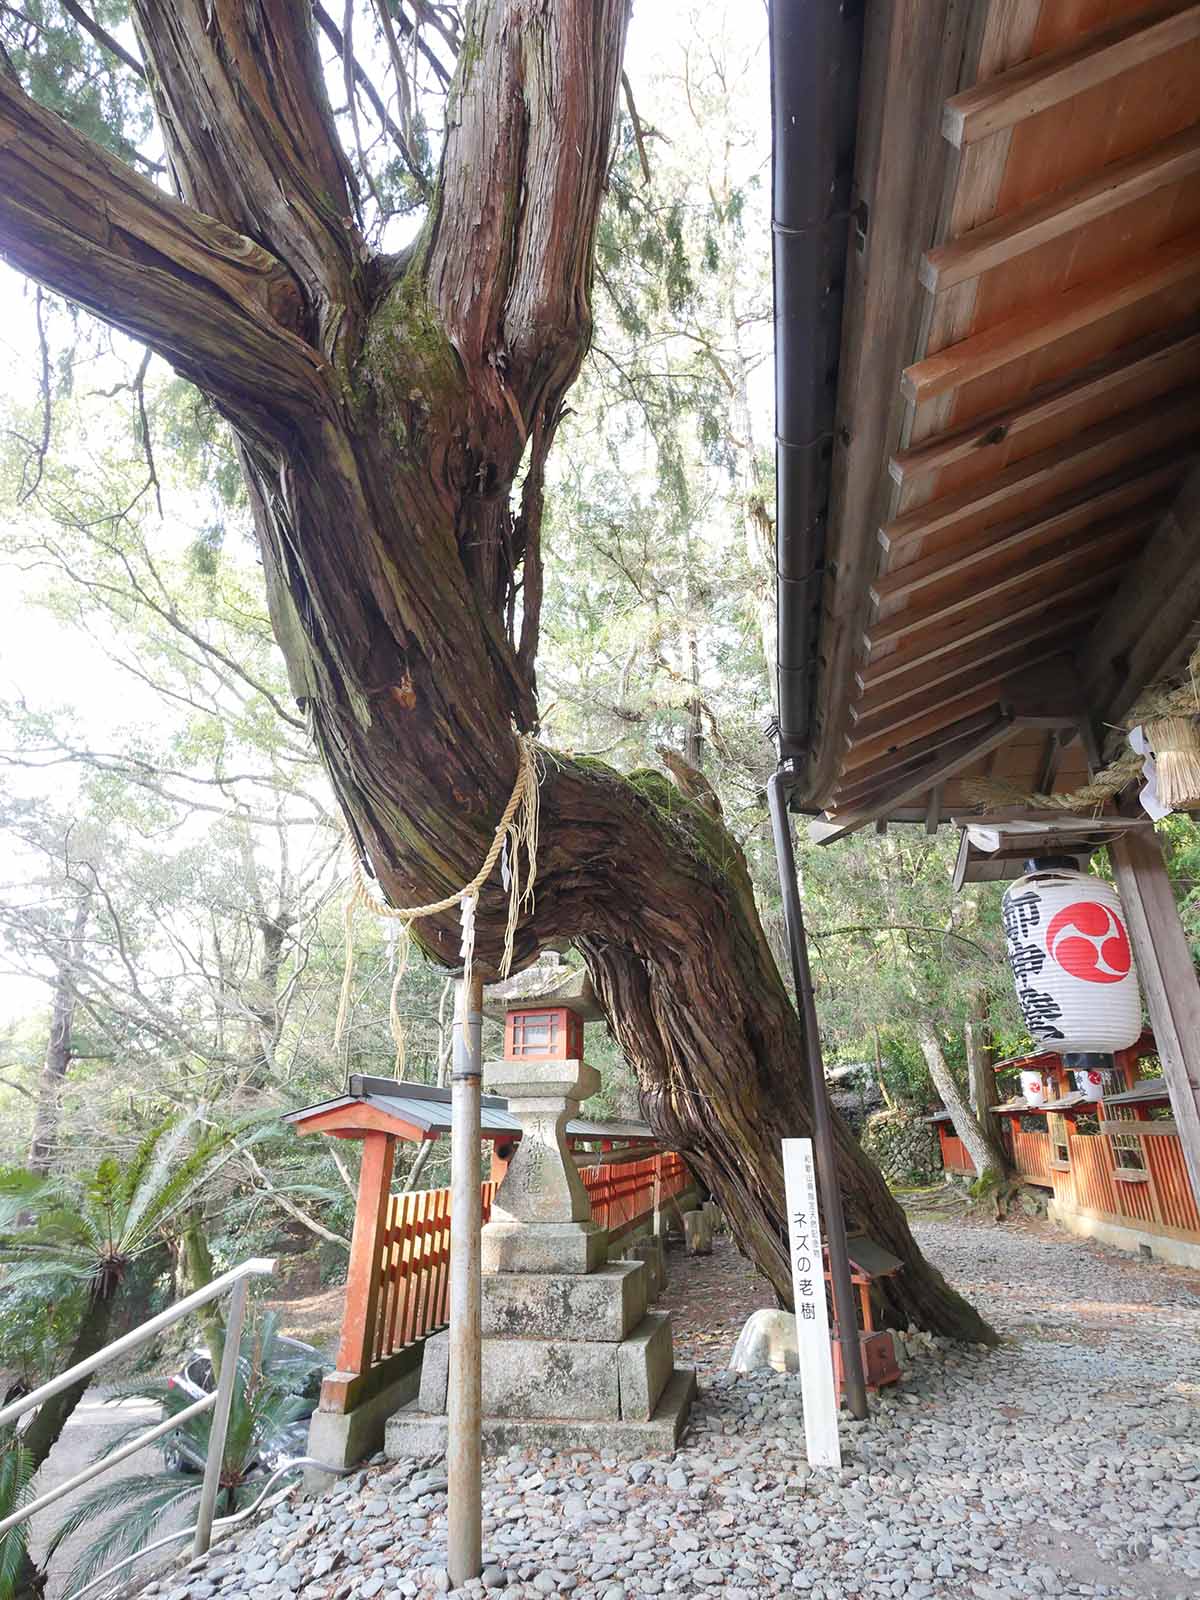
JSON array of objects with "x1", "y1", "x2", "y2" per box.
[
  {"x1": 0, "y1": 1432, "x2": 34, "y2": 1600},
  {"x1": 0, "y1": 1114, "x2": 258, "y2": 1486},
  {"x1": 48, "y1": 1313, "x2": 311, "y2": 1597}
]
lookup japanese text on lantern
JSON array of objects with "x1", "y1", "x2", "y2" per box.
[{"x1": 1002, "y1": 889, "x2": 1065, "y2": 1042}]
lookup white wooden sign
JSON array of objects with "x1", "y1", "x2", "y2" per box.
[{"x1": 782, "y1": 1137, "x2": 841, "y2": 1469}]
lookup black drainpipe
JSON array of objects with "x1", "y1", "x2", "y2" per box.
[
  {"x1": 768, "y1": 1, "x2": 869, "y2": 1420},
  {"x1": 768, "y1": 770, "x2": 869, "y2": 1421},
  {"x1": 770, "y1": 0, "x2": 864, "y2": 757}
]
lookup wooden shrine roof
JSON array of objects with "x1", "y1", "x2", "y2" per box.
[
  {"x1": 796, "y1": 0, "x2": 1200, "y2": 839},
  {"x1": 950, "y1": 810, "x2": 1158, "y2": 887},
  {"x1": 284, "y1": 1074, "x2": 656, "y2": 1145}
]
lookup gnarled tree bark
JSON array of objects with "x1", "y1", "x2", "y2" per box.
[{"x1": 0, "y1": 0, "x2": 990, "y2": 1339}]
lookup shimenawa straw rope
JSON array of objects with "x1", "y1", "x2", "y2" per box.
[{"x1": 334, "y1": 733, "x2": 541, "y2": 1067}]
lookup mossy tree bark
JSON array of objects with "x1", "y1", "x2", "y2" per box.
[{"x1": 0, "y1": 1, "x2": 991, "y2": 1340}]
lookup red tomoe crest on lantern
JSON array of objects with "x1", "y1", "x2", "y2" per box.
[{"x1": 1045, "y1": 901, "x2": 1133, "y2": 984}]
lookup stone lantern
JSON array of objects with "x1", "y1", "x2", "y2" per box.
[{"x1": 387, "y1": 957, "x2": 695, "y2": 1454}]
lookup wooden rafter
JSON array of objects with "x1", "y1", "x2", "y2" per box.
[
  {"x1": 852, "y1": 613, "x2": 1097, "y2": 722},
  {"x1": 817, "y1": 713, "x2": 1020, "y2": 841},
  {"x1": 921, "y1": 125, "x2": 1200, "y2": 293},
  {"x1": 849, "y1": 640, "x2": 1069, "y2": 738},
  {"x1": 859, "y1": 568, "x2": 1118, "y2": 686},
  {"x1": 942, "y1": 1, "x2": 1200, "y2": 147},
  {"x1": 902, "y1": 230, "x2": 1200, "y2": 406},
  {"x1": 873, "y1": 466, "x2": 1178, "y2": 611},
  {"x1": 847, "y1": 648, "x2": 1074, "y2": 755},
  {"x1": 865, "y1": 516, "x2": 1147, "y2": 652},
  {"x1": 889, "y1": 324, "x2": 1200, "y2": 491},
  {"x1": 839, "y1": 663, "x2": 1082, "y2": 790},
  {"x1": 880, "y1": 390, "x2": 1200, "y2": 562}
]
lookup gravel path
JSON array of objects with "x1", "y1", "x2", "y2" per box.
[{"x1": 144, "y1": 1216, "x2": 1200, "y2": 1600}]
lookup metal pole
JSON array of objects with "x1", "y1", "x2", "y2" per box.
[
  {"x1": 447, "y1": 972, "x2": 484, "y2": 1588},
  {"x1": 194, "y1": 1272, "x2": 250, "y2": 1557},
  {"x1": 768, "y1": 767, "x2": 869, "y2": 1420}
]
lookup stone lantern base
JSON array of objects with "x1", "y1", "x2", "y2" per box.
[
  {"x1": 384, "y1": 1259, "x2": 696, "y2": 1457},
  {"x1": 385, "y1": 1055, "x2": 695, "y2": 1458}
]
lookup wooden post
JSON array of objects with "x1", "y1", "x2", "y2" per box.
[
  {"x1": 447, "y1": 972, "x2": 484, "y2": 1589},
  {"x1": 1111, "y1": 828, "x2": 1200, "y2": 1204},
  {"x1": 335, "y1": 1130, "x2": 396, "y2": 1376}
]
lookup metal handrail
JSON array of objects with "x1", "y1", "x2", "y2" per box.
[{"x1": 0, "y1": 1257, "x2": 275, "y2": 1562}]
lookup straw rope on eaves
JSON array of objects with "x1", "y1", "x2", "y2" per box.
[
  {"x1": 960, "y1": 639, "x2": 1200, "y2": 815},
  {"x1": 333, "y1": 732, "x2": 542, "y2": 1067}
]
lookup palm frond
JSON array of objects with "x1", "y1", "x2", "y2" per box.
[
  {"x1": 82, "y1": 1384, "x2": 198, "y2": 1462},
  {"x1": 122, "y1": 1111, "x2": 273, "y2": 1254},
  {"x1": 0, "y1": 1258, "x2": 91, "y2": 1295},
  {"x1": 0, "y1": 1168, "x2": 62, "y2": 1232},
  {"x1": 0, "y1": 1433, "x2": 35, "y2": 1600},
  {"x1": 51, "y1": 1473, "x2": 201, "y2": 1597},
  {"x1": 117, "y1": 1118, "x2": 197, "y2": 1247}
]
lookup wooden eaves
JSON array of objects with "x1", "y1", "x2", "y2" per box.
[{"x1": 792, "y1": 0, "x2": 1200, "y2": 840}]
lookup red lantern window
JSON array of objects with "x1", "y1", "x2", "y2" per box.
[{"x1": 504, "y1": 1006, "x2": 583, "y2": 1060}]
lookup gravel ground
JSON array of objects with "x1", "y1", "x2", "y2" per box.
[{"x1": 143, "y1": 1216, "x2": 1200, "y2": 1600}]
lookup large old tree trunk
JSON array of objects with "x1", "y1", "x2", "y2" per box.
[
  {"x1": 0, "y1": 1, "x2": 989, "y2": 1339},
  {"x1": 27, "y1": 894, "x2": 89, "y2": 1175}
]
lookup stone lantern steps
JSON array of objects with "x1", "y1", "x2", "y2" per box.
[{"x1": 384, "y1": 1046, "x2": 694, "y2": 1458}]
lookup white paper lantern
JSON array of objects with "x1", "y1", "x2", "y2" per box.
[
  {"x1": 1020, "y1": 1070, "x2": 1046, "y2": 1107},
  {"x1": 1075, "y1": 1069, "x2": 1105, "y2": 1102},
  {"x1": 1001, "y1": 869, "x2": 1142, "y2": 1055}
]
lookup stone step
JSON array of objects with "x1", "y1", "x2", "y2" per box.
[
  {"x1": 482, "y1": 1260, "x2": 648, "y2": 1342},
  {"x1": 418, "y1": 1310, "x2": 675, "y2": 1423},
  {"x1": 481, "y1": 1219, "x2": 606, "y2": 1275},
  {"x1": 617, "y1": 1311, "x2": 673, "y2": 1421},
  {"x1": 384, "y1": 1366, "x2": 697, "y2": 1460}
]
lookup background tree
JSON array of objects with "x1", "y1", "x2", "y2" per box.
[{"x1": 799, "y1": 827, "x2": 1017, "y2": 1182}]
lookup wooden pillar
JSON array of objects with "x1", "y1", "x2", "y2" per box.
[
  {"x1": 1111, "y1": 829, "x2": 1200, "y2": 1204},
  {"x1": 334, "y1": 1130, "x2": 396, "y2": 1375}
]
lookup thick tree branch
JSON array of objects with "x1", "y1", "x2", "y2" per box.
[
  {"x1": 0, "y1": 70, "x2": 326, "y2": 441},
  {"x1": 129, "y1": 0, "x2": 366, "y2": 360}
]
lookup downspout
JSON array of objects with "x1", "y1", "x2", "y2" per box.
[
  {"x1": 770, "y1": 0, "x2": 863, "y2": 756},
  {"x1": 768, "y1": 771, "x2": 868, "y2": 1421},
  {"x1": 768, "y1": 1, "x2": 868, "y2": 1418}
]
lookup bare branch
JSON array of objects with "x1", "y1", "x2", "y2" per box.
[
  {"x1": 16, "y1": 284, "x2": 52, "y2": 503},
  {"x1": 242, "y1": 1147, "x2": 349, "y2": 1247},
  {"x1": 311, "y1": 0, "x2": 431, "y2": 197},
  {"x1": 59, "y1": 0, "x2": 146, "y2": 77},
  {"x1": 621, "y1": 72, "x2": 651, "y2": 186}
]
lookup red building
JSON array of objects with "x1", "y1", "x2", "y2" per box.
[{"x1": 929, "y1": 1031, "x2": 1200, "y2": 1266}]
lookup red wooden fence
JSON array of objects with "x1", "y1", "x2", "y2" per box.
[
  {"x1": 938, "y1": 1115, "x2": 1199, "y2": 1242},
  {"x1": 580, "y1": 1151, "x2": 690, "y2": 1240},
  {"x1": 1010, "y1": 1124, "x2": 1052, "y2": 1186},
  {"x1": 367, "y1": 1150, "x2": 690, "y2": 1367}
]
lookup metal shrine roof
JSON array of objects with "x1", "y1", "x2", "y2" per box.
[
  {"x1": 1099, "y1": 1078, "x2": 1172, "y2": 1108},
  {"x1": 283, "y1": 1074, "x2": 656, "y2": 1145}
]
